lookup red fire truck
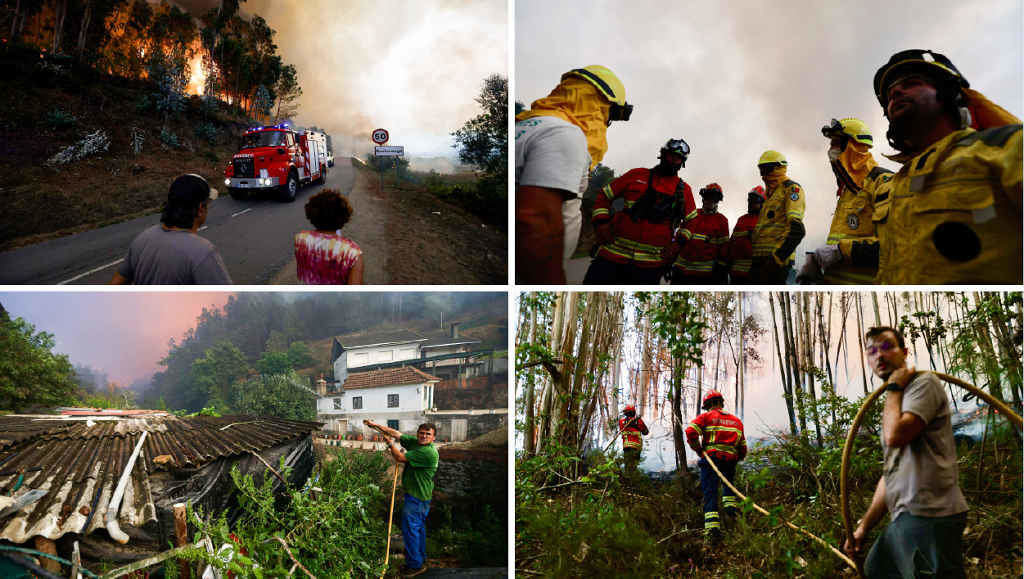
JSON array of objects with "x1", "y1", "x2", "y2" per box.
[{"x1": 223, "y1": 123, "x2": 329, "y2": 202}]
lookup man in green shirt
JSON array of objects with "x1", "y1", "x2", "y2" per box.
[{"x1": 364, "y1": 420, "x2": 439, "y2": 577}]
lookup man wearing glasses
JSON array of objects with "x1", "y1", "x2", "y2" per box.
[
  {"x1": 844, "y1": 326, "x2": 968, "y2": 578},
  {"x1": 584, "y1": 138, "x2": 696, "y2": 284}
]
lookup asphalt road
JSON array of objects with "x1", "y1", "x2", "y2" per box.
[{"x1": 0, "y1": 161, "x2": 356, "y2": 285}]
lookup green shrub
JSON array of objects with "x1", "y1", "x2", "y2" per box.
[
  {"x1": 195, "y1": 122, "x2": 219, "y2": 145},
  {"x1": 44, "y1": 108, "x2": 77, "y2": 129},
  {"x1": 160, "y1": 128, "x2": 180, "y2": 148},
  {"x1": 189, "y1": 449, "x2": 390, "y2": 577}
]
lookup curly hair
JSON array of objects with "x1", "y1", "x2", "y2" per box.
[{"x1": 304, "y1": 188, "x2": 353, "y2": 231}]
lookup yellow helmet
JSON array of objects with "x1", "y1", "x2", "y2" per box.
[
  {"x1": 757, "y1": 150, "x2": 787, "y2": 166},
  {"x1": 563, "y1": 65, "x2": 633, "y2": 121},
  {"x1": 563, "y1": 65, "x2": 626, "y2": 105},
  {"x1": 822, "y1": 118, "x2": 873, "y2": 147}
]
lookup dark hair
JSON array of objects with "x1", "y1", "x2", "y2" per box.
[
  {"x1": 161, "y1": 174, "x2": 210, "y2": 228},
  {"x1": 305, "y1": 189, "x2": 353, "y2": 231},
  {"x1": 865, "y1": 326, "x2": 906, "y2": 349},
  {"x1": 418, "y1": 423, "x2": 437, "y2": 435}
]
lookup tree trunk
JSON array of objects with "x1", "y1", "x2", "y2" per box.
[
  {"x1": 523, "y1": 305, "x2": 537, "y2": 456},
  {"x1": 76, "y1": 0, "x2": 93, "y2": 58}
]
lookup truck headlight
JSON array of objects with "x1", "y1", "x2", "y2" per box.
[{"x1": 224, "y1": 179, "x2": 230, "y2": 186}]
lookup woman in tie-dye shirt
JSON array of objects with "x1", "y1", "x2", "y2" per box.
[{"x1": 294, "y1": 189, "x2": 364, "y2": 284}]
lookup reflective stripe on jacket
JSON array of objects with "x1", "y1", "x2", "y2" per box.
[
  {"x1": 619, "y1": 416, "x2": 649, "y2": 450},
  {"x1": 685, "y1": 409, "x2": 746, "y2": 461},
  {"x1": 673, "y1": 210, "x2": 729, "y2": 276},
  {"x1": 824, "y1": 166, "x2": 893, "y2": 284},
  {"x1": 592, "y1": 168, "x2": 696, "y2": 267},
  {"x1": 870, "y1": 125, "x2": 1023, "y2": 284},
  {"x1": 725, "y1": 213, "x2": 759, "y2": 280}
]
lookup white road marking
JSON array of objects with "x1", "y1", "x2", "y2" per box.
[
  {"x1": 58, "y1": 258, "x2": 125, "y2": 285},
  {"x1": 231, "y1": 208, "x2": 253, "y2": 218},
  {"x1": 198, "y1": 225, "x2": 209, "y2": 231}
]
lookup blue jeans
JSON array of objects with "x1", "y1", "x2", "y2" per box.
[
  {"x1": 401, "y1": 493, "x2": 431, "y2": 569},
  {"x1": 698, "y1": 457, "x2": 738, "y2": 531},
  {"x1": 865, "y1": 511, "x2": 967, "y2": 578}
]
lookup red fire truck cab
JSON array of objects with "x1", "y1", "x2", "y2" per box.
[{"x1": 223, "y1": 123, "x2": 329, "y2": 202}]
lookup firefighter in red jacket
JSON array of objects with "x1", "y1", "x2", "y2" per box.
[
  {"x1": 619, "y1": 404, "x2": 649, "y2": 474},
  {"x1": 585, "y1": 139, "x2": 697, "y2": 284},
  {"x1": 685, "y1": 391, "x2": 747, "y2": 540},
  {"x1": 722, "y1": 186, "x2": 766, "y2": 284},
  {"x1": 671, "y1": 183, "x2": 730, "y2": 284}
]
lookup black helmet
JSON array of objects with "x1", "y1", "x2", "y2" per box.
[
  {"x1": 873, "y1": 49, "x2": 968, "y2": 109},
  {"x1": 660, "y1": 138, "x2": 690, "y2": 167}
]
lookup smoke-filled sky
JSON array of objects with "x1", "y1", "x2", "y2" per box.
[
  {"x1": 177, "y1": 0, "x2": 507, "y2": 159},
  {"x1": 516, "y1": 0, "x2": 1023, "y2": 263},
  {"x1": 1, "y1": 292, "x2": 232, "y2": 386}
]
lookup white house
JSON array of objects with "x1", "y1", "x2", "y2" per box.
[
  {"x1": 331, "y1": 329, "x2": 427, "y2": 386},
  {"x1": 316, "y1": 366, "x2": 440, "y2": 435}
]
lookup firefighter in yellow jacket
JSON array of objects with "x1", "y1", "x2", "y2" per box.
[
  {"x1": 845, "y1": 49, "x2": 1022, "y2": 284},
  {"x1": 797, "y1": 118, "x2": 894, "y2": 284},
  {"x1": 749, "y1": 150, "x2": 806, "y2": 284}
]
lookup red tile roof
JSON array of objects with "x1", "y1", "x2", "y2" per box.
[{"x1": 340, "y1": 366, "x2": 440, "y2": 390}]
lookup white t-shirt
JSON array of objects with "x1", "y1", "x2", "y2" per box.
[{"x1": 515, "y1": 115, "x2": 591, "y2": 266}]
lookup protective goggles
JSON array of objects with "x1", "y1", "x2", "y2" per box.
[
  {"x1": 608, "y1": 102, "x2": 633, "y2": 123},
  {"x1": 663, "y1": 138, "x2": 690, "y2": 157},
  {"x1": 758, "y1": 163, "x2": 783, "y2": 175},
  {"x1": 821, "y1": 118, "x2": 844, "y2": 138}
]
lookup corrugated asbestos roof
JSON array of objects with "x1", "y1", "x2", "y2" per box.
[
  {"x1": 0, "y1": 414, "x2": 320, "y2": 543},
  {"x1": 339, "y1": 366, "x2": 441, "y2": 390}
]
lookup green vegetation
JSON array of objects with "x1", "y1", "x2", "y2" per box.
[
  {"x1": 187, "y1": 449, "x2": 391, "y2": 577},
  {"x1": 516, "y1": 292, "x2": 1022, "y2": 576},
  {"x1": 0, "y1": 315, "x2": 78, "y2": 412}
]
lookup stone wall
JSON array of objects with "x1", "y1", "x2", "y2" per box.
[
  {"x1": 434, "y1": 373, "x2": 508, "y2": 409},
  {"x1": 428, "y1": 412, "x2": 507, "y2": 440},
  {"x1": 433, "y1": 447, "x2": 506, "y2": 511}
]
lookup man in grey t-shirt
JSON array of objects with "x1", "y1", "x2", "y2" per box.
[
  {"x1": 845, "y1": 326, "x2": 968, "y2": 578},
  {"x1": 110, "y1": 174, "x2": 232, "y2": 285}
]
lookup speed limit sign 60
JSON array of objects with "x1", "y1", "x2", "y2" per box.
[{"x1": 372, "y1": 128, "x2": 389, "y2": 145}]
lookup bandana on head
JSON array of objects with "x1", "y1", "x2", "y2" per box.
[
  {"x1": 762, "y1": 165, "x2": 788, "y2": 190},
  {"x1": 516, "y1": 77, "x2": 611, "y2": 168},
  {"x1": 832, "y1": 141, "x2": 877, "y2": 196}
]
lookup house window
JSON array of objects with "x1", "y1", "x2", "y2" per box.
[
  {"x1": 387, "y1": 419, "x2": 399, "y2": 430},
  {"x1": 352, "y1": 396, "x2": 363, "y2": 410},
  {"x1": 388, "y1": 394, "x2": 399, "y2": 408},
  {"x1": 333, "y1": 398, "x2": 342, "y2": 410}
]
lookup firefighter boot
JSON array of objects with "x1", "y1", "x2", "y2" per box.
[
  {"x1": 722, "y1": 495, "x2": 740, "y2": 524},
  {"x1": 703, "y1": 510, "x2": 722, "y2": 545}
]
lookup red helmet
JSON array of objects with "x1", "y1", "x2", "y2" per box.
[
  {"x1": 624, "y1": 404, "x2": 636, "y2": 413},
  {"x1": 702, "y1": 391, "x2": 724, "y2": 409},
  {"x1": 699, "y1": 183, "x2": 724, "y2": 201},
  {"x1": 747, "y1": 185, "x2": 766, "y2": 201}
]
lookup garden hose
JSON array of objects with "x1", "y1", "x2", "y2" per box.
[
  {"x1": 0, "y1": 544, "x2": 100, "y2": 578},
  {"x1": 839, "y1": 372, "x2": 1023, "y2": 577},
  {"x1": 700, "y1": 451, "x2": 858, "y2": 572}
]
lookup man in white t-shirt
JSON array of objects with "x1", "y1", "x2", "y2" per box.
[
  {"x1": 515, "y1": 65, "x2": 632, "y2": 283},
  {"x1": 845, "y1": 326, "x2": 968, "y2": 578}
]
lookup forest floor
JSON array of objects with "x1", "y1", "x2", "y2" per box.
[{"x1": 516, "y1": 432, "x2": 1023, "y2": 578}]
